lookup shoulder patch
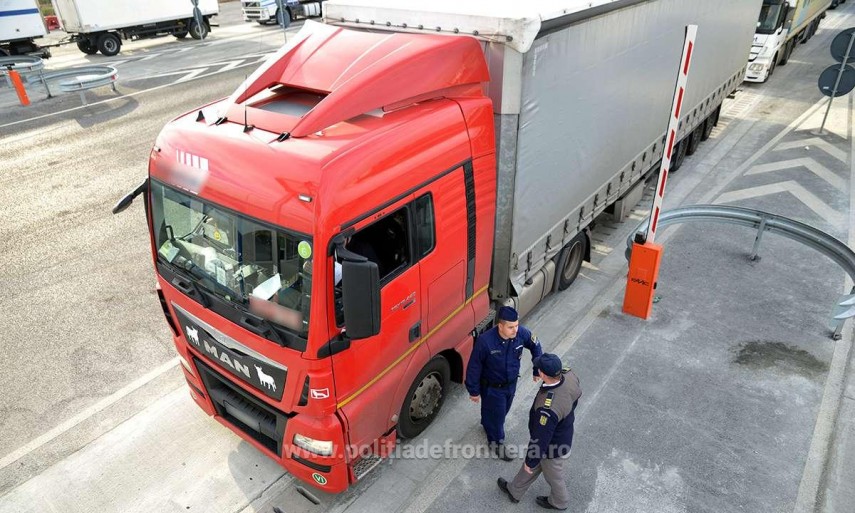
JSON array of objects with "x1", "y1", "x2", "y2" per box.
[{"x1": 539, "y1": 414, "x2": 548, "y2": 426}]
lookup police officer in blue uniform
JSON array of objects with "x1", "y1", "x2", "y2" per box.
[
  {"x1": 466, "y1": 306, "x2": 543, "y2": 461},
  {"x1": 497, "y1": 353, "x2": 582, "y2": 510}
]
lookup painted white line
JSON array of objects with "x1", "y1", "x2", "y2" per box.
[
  {"x1": 776, "y1": 138, "x2": 848, "y2": 164},
  {"x1": 715, "y1": 180, "x2": 844, "y2": 226},
  {"x1": 0, "y1": 357, "x2": 179, "y2": 471},
  {"x1": 747, "y1": 158, "x2": 847, "y2": 193}
]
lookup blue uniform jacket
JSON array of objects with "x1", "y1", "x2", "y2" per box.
[{"x1": 465, "y1": 325, "x2": 542, "y2": 396}]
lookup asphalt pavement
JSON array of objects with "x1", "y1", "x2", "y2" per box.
[{"x1": 1, "y1": 2, "x2": 855, "y2": 513}]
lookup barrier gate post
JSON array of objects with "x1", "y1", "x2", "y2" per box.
[{"x1": 623, "y1": 25, "x2": 697, "y2": 319}]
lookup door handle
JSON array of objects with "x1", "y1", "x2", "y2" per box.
[{"x1": 409, "y1": 322, "x2": 421, "y2": 343}]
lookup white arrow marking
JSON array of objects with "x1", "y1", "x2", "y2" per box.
[
  {"x1": 776, "y1": 138, "x2": 848, "y2": 164},
  {"x1": 714, "y1": 180, "x2": 843, "y2": 226},
  {"x1": 747, "y1": 158, "x2": 846, "y2": 193}
]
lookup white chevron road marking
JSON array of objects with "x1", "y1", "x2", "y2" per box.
[
  {"x1": 714, "y1": 180, "x2": 843, "y2": 226},
  {"x1": 775, "y1": 138, "x2": 848, "y2": 164},
  {"x1": 747, "y1": 158, "x2": 847, "y2": 193}
]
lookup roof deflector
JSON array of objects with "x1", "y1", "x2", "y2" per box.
[{"x1": 220, "y1": 20, "x2": 490, "y2": 138}]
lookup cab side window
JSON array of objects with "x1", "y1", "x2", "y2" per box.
[{"x1": 348, "y1": 207, "x2": 411, "y2": 283}]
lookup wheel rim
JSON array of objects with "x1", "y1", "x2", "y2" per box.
[
  {"x1": 104, "y1": 39, "x2": 117, "y2": 53},
  {"x1": 562, "y1": 240, "x2": 583, "y2": 282},
  {"x1": 409, "y1": 372, "x2": 442, "y2": 421}
]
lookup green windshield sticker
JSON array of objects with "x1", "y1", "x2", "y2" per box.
[{"x1": 298, "y1": 241, "x2": 312, "y2": 259}]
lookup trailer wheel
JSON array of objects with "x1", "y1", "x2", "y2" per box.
[
  {"x1": 174, "y1": 31, "x2": 188, "y2": 39},
  {"x1": 398, "y1": 357, "x2": 450, "y2": 439},
  {"x1": 189, "y1": 19, "x2": 208, "y2": 40},
  {"x1": 97, "y1": 33, "x2": 121, "y2": 56},
  {"x1": 76, "y1": 40, "x2": 98, "y2": 55},
  {"x1": 671, "y1": 138, "x2": 688, "y2": 172},
  {"x1": 701, "y1": 106, "x2": 719, "y2": 141},
  {"x1": 686, "y1": 125, "x2": 703, "y2": 156},
  {"x1": 556, "y1": 231, "x2": 588, "y2": 291}
]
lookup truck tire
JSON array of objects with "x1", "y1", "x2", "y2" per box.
[
  {"x1": 779, "y1": 41, "x2": 792, "y2": 65},
  {"x1": 398, "y1": 357, "x2": 450, "y2": 439},
  {"x1": 686, "y1": 125, "x2": 703, "y2": 156},
  {"x1": 174, "y1": 31, "x2": 188, "y2": 39},
  {"x1": 555, "y1": 231, "x2": 588, "y2": 291},
  {"x1": 77, "y1": 40, "x2": 98, "y2": 55},
  {"x1": 671, "y1": 138, "x2": 688, "y2": 172},
  {"x1": 276, "y1": 9, "x2": 292, "y2": 28},
  {"x1": 97, "y1": 33, "x2": 121, "y2": 56},
  {"x1": 189, "y1": 19, "x2": 208, "y2": 40}
]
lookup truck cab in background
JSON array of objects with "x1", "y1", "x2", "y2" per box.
[
  {"x1": 745, "y1": 0, "x2": 832, "y2": 83},
  {"x1": 240, "y1": 0, "x2": 323, "y2": 27}
]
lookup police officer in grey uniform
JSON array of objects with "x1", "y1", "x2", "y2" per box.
[{"x1": 497, "y1": 353, "x2": 581, "y2": 510}]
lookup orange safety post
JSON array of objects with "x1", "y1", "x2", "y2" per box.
[
  {"x1": 622, "y1": 240, "x2": 663, "y2": 319},
  {"x1": 9, "y1": 70, "x2": 30, "y2": 107}
]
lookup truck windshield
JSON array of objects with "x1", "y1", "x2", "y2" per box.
[
  {"x1": 756, "y1": 4, "x2": 784, "y2": 34},
  {"x1": 150, "y1": 181, "x2": 312, "y2": 338}
]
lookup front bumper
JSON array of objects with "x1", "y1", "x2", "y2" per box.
[{"x1": 744, "y1": 60, "x2": 770, "y2": 83}]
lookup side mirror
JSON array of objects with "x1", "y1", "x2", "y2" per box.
[
  {"x1": 112, "y1": 178, "x2": 149, "y2": 214},
  {"x1": 341, "y1": 259, "x2": 381, "y2": 339}
]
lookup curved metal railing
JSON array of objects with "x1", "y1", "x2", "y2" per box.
[
  {"x1": 26, "y1": 66, "x2": 118, "y2": 104},
  {"x1": 625, "y1": 204, "x2": 855, "y2": 339}
]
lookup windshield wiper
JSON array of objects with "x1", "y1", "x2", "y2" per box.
[{"x1": 159, "y1": 258, "x2": 211, "y2": 308}]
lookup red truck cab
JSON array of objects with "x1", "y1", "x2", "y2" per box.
[{"x1": 141, "y1": 21, "x2": 496, "y2": 491}]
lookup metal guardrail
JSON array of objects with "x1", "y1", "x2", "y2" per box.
[
  {"x1": 26, "y1": 66, "x2": 119, "y2": 105},
  {"x1": 625, "y1": 204, "x2": 855, "y2": 340},
  {"x1": 0, "y1": 56, "x2": 46, "y2": 91}
]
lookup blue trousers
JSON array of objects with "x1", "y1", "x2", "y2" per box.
[{"x1": 480, "y1": 385, "x2": 516, "y2": 443}]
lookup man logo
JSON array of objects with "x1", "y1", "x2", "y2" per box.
[{"x1": 312, "y1": 473, "x2": 327, "y2": 485}]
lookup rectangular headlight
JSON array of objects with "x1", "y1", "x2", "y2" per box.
[
  {"x1": 749, "y1": 63, "x2": 765, "y2": 72},
  {"x1": 293, "y1": 434, "x2": 334, "y2": 456}
]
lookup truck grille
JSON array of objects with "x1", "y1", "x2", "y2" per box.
[{"x1": 195, "y1": 358, "x2": 290, "y2": 456}]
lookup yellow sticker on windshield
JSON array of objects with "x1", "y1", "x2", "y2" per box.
[
  {"x1": 298, "y1": 241, "x2": 312, "y2": 259},
  {"x1": 213, "y1": 230, "x2": 221, "y2": 241}
]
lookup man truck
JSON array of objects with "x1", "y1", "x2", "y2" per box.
[
  {"x1": 745, "y1": 0, "x2": 833, "y2": 83},
  {"x1": 0, "y1": 0, "x2": 49, "y2": 57},
  {"x1": 50, "y1": 0, "x2": 219, "y2": 56},
  {"x1": 115, "y1": 0, "x2": 759, "y2": 493},
  {"x1": 240, "y1": 0, "x2": 323, "y2": 27}
]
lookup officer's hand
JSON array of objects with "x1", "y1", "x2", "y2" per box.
[{"x1": 470, "y1": 395, "x2": 480, "y2": 403}]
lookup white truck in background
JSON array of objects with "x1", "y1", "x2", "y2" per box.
[
  {"x1": 745, "y1": 0, "x2": 832, "y2": 82},
  {"x1": 0, "y1": 0, "x2": 49, "y2": 57},
  {"x1": 240, "y1": 0, "x2": 323, "y2": 27},
  {"x1": 50, "y1": 0, "x2": 219, "y2": 56}
]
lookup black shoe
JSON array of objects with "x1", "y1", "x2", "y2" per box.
[
  {"x1": 491, "y1": 442, "x2": 514, "y2": 462},
  {"x1": 497, "y1": 478, "x2": 519, "y2": 504},
  {"x1": 535, "y1": 496, "x2": 566, "y2": 510}
]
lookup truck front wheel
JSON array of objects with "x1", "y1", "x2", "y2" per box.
[
  {"x1": 97, "y1": 33, "x2": 121, "y2": 56},
  {"x1": 398, "y1": 357, "x2": 450, "y2": 439},
  {"x1": 276, "y1": 9, "x2": 292, "y2": 28},
  {"x1": 189, "y1": 19, "x2": 208, "y2": 40}
]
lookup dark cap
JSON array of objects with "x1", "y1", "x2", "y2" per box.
[
  {"x1": 497, "y1": 306, "x2": 519, "y2": 322},
  {"x1": 533, "y1": 353, "x2": 562, "y2": 378}
]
